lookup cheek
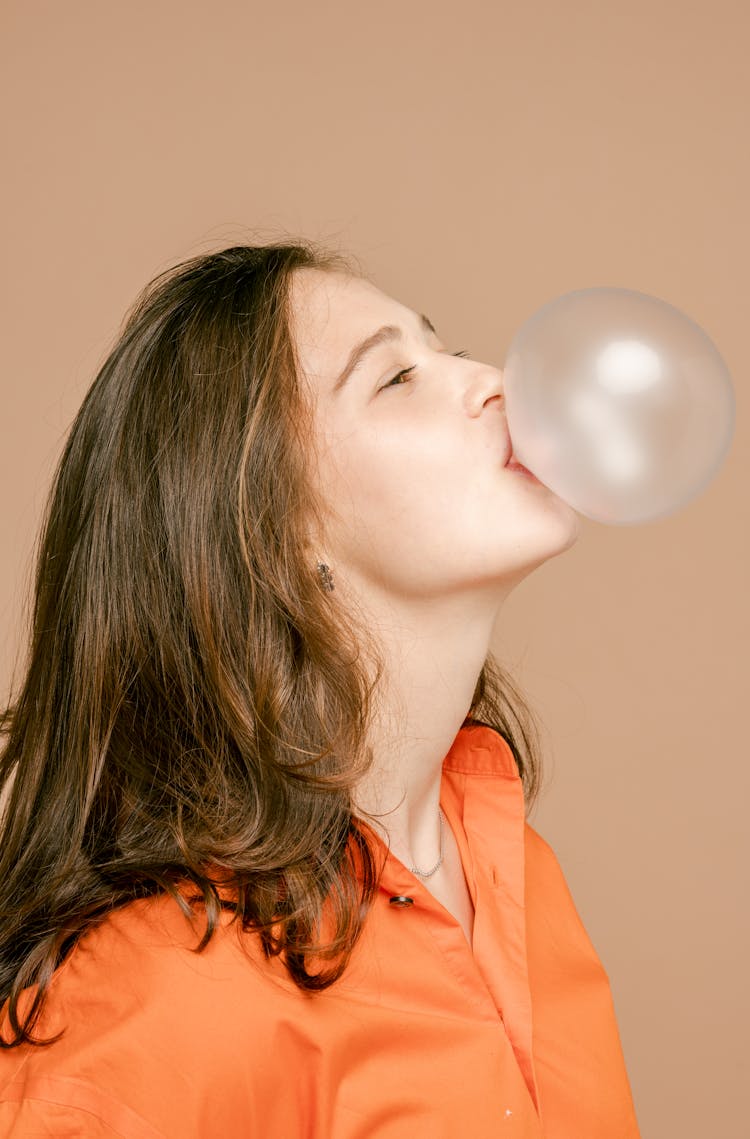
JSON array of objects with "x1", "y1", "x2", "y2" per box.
[
  {"x1": 315, "y1": 426, "x2": 579, "y2": 592},
  {"x1": 321, "y1": 443, "x2": 414, "y2": 532},
  {"x1": 318, "y1": 429, "x2": 485, "y2": 557}
]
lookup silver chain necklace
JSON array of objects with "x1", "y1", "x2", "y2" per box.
[{"x1": 409, "y1": 808, "x2": 445, "y2": 879}]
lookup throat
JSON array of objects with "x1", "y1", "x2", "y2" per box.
[{"x1": 418, "y1": 822, "x2": 475, "y2": 949}]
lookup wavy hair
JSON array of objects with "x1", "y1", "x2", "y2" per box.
[{"x1": 0, "y1": 239, "x2": 544, "y2": 1048}]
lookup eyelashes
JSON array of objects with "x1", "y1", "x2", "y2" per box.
[{"x1": 380, "y1": 349, "x2": 471, "y2": 391}]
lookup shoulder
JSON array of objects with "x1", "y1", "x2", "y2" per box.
[
  {"x1": 523, "y1": 819, "x2": 557, "y2": 862},
  {"x1": 52, "y1": 891, "x2": 291, "y2": 1008},
  {"x1": 0, "y1": 893, "x2": 302, "y2": 1135},
  {"x1": 523, "y1": 820, "x2": 584, "y2": 902},
  {"x1": 522, "y1": 821, "x2": 610, "y2": 974},
  {"x1": 51, "y1": 892, "x2": 299, "y2": 1036},
  {"x1": 523, "y1": 819, "x2": 580, "y2": 901}
]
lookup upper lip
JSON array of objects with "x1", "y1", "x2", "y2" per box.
[{"x1": 502, "y1": 423, "x2": 513, "y2": 465}]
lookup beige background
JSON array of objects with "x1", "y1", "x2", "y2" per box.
[{"x1": 2, "y1": 2, "x2": 748, "y2": 1135}]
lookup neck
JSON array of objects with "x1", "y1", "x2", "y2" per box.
[{"x1": 349, "y1": 581, "x2": 511, "y2": 872}]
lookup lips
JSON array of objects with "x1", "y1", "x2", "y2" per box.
[
  {"x1": 502, "y1": 426, "x2": 513, "y2": 466},
  {"x1": 503, "y1": 429, "x2": 533, "y2": 474}
]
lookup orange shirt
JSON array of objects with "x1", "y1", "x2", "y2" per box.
[{"x1": 0, "y1": 725, "x2": 642, "y2": 1137}]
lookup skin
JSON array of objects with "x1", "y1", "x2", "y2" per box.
[{"x1": 289, "y1": 268, "x2": 580, "y2": 929}]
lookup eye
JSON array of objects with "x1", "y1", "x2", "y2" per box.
[
  {"x1": 380, "y1": 365, "x2": 417, "y2": 391},
  {"x1": 378, "y1": 350, "x2": 471, "y2": 391}
]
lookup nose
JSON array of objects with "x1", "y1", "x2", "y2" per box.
[{"x1": 464, "y1": 363, "x2": 505, "y2": 417}]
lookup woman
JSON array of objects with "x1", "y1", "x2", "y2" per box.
[{"x1": 0, "y1": 241, "x2": 641, "y2": 1136}]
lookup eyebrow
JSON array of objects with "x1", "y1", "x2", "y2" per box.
[{"x1": 332, "y1": 313, "x2": 438, "y2": 394}]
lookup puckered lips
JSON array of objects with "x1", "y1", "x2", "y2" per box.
[{"x1": 503, "y1": 429, "x2": 537, "y2": 478}]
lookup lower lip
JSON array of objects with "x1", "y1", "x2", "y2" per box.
[{"x1": 506, "y1": 458, "x2": 541, "y2": 482}]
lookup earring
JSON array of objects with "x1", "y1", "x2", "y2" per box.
[{"x1": 316, "y1": 562, "x2": 335, "y2": 592}]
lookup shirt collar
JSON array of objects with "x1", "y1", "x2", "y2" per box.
[
  {"x1": 354, "y1": 723, "x2": 521, "y2": 892},
  {"x1": 442, "y1": 722, "x2": 520, "y2": 779}
]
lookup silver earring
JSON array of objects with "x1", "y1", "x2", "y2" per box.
[{"x1": 316, "y1": 562, "x2": 335, "y2": 592}]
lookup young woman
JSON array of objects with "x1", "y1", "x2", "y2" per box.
[{"x1": 0, "y1": 241, "x2": 641, "y2": 1137}]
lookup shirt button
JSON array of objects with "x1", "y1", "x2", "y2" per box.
[{"x1": 389, "y1": 895, "x2": 414, "y2": 907}]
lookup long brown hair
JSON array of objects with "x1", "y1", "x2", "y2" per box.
[{"x1": 0, "y1": 239, "x2": 545, "y2": 1048}]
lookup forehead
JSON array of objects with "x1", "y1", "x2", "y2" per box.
[{"x1": 289, "y1": 267, "x2": 414, "y2": 372}]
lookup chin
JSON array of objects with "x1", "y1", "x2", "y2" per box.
[
  {"x1": 511, "y1": 509, "x2": 582, "y2": 576},
  {"x1": 537, "y1": 491, "x2": 582, "y2": 548},
  {"x1": 555, "y1": 501, "x2": 583, "y2": 548}
]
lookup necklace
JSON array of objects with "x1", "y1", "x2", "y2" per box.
[{"x1": 409, "y1": 808, "x2": 445, "y2": 879}]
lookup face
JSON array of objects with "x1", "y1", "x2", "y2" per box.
[{"x1": 290, "y1": 268, "x2": 580, "y2": 605}]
